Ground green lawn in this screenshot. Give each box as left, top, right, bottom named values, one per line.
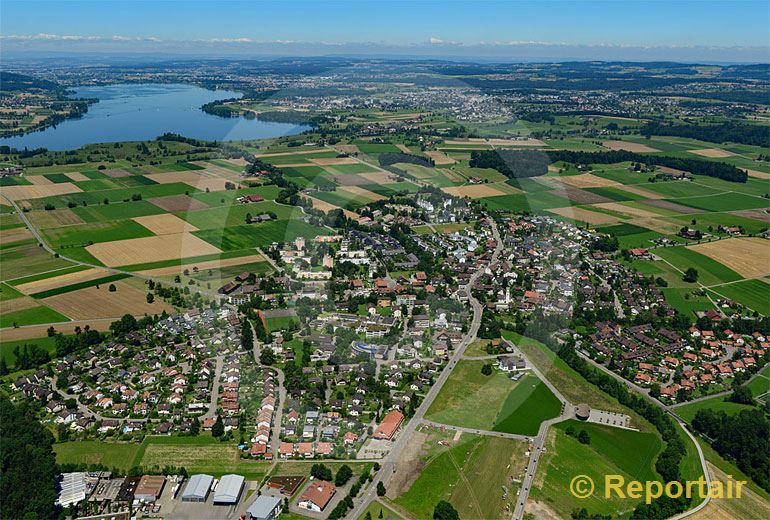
left=425, top=360, right=560, bottom=435
left=193, top=220, right=334, bottom=251
left=0, top=305, right=70, bottom=328
left=674, top=397, right=757, bottom=424
left=55, top=440, right=142, bottom=470
left=0, top=335, right=61, bottom=366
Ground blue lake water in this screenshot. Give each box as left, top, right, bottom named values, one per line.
left=0, top=83, right=309, bottom=151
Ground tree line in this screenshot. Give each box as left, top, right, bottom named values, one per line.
left=641, top=121, right=770, bottom=147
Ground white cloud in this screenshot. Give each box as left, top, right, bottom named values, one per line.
left=429, top=37, right=444, bottom=45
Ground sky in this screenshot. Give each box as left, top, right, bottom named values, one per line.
left=2, top=0, right=769, bottom=62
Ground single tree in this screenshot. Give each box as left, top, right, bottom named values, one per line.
left=376, top=481, right=386, bottom=497
left=212, top=415, right=225, bottom=438
left=433, top=500, right=459, bottom=520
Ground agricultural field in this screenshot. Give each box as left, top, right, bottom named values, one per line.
left=528, top=420, right=663, bottom=518
left=393, top=428, right=529, bottom=520
left=424, top=359, right=561, bottom=436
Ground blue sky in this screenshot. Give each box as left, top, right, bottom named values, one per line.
left=2, top=1, right=769, bottom=62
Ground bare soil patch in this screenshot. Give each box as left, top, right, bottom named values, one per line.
left=27, top=208, right=85, bottom=229
left=642, top=199, right=701, bottom=214
left=689, top=148, right=736, bottom=158
left=329, top=173, right=380, bottom=186
left=557, top=173, right=621, bottom=188
left=334, top=145, right=360, bottom=155
left=42, top=281, right=174, bottom=320
left=442, top=185, right=508, bottom=198
left=395, top=144, right=412, bottom=153
left=148, top=195, right=209, bottom=213
left=388, top=429, right=429, bottom=499
left=487, top=138, right=546, bottom=147
left=357, top=172, right=402, bottom=185
left=548, top=206, right=620, bottom=225
left=688, top=237, right=770, bottom=278
left=102, top=168, right=131, bottom=178
left=133, top=214, right=198, bottom=235
left=1, top=295, right=40, bottom=315
left=732, top=209, right=770, bottom=223
left=0, top=227, right=33, bottom=245
left=603, top=140, right=660, bottom=153
left=86, top=233, right=221, bottom=267
left=553, top=187, right=613, bottom=204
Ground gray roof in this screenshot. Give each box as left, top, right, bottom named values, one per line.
left=247, top=495, right=282, bottom=518
left=213, top=474, right=244, bottom=503
left=56, top=472, right=86, bottom=507
left=182, top=474, right=213, bottom=500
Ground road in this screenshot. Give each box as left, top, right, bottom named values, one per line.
left=201, top=355, right=224, bottom=420
left=251, top=321, right=287, bottom=458
left=347, top=217, right=502, bottom=520
left=420, top=419, right=530, bottom=441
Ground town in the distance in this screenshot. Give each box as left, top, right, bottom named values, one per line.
left=1, top=10, right=770, bottom=520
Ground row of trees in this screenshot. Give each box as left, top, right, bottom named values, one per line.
left=641, top=121, right=770, bottom=147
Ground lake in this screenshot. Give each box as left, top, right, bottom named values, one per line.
left=0, top=83, right=309, bottom=151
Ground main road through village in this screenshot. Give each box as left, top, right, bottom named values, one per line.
left=347, top=217, right=503, bottom=520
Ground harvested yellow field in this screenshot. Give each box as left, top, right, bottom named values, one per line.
left=86, top=233, right=221, bottom=267
left=63, top=171, right=89, bottom=182
left=442, top=184, right=508, bottom=198
left=614, top=184, right=667, bottom=199
left=14, top=267, right=109, bottom=295
left=26, top=175, right=53, bottom=185
left=688, top=237, right=770, bottom=278
left=396, top=144, right=412, bottom=153
left=689, top=148, right=735, bottom=158
left=133, top=214, right=198, bottom=235
left=357, top=172, right=401, bottom=184
left=746, top=169, right=770, bottom=180
left=603, top=140, right=660, bottom=153
left=339, top=185, right=385, bottom=201
left=0, top=318, right=114, bottom=342
left=138, top=254, right=267, bottom=277
left=42, top=281, right=175, bottom=320
left=145, top=171, right=234, bottom=192
left=309, top=157, right=360, bottom=166
left=424, top=150, right=456, bottom=165
left=440, top=168, right=465, bottom=182
left=0, top=182, right=82, bottom=201
left=557, top=173, right=620, bottom=188
left=629, top=217, right=682, bottom=234
left=591, top=202, right=661, bottom=218
left=0, top=227, right=32, bottom=245
left=486, top=138, right=546, bottom=147
left=548, top=206, right=620, bottom=225
left=143, top=171, right=200, bottom=185
left=189, top=162, right=244, bottom=180
left=255, top=149, right=327, bottom=158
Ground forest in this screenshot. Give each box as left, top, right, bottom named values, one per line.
left=641, top=121, right=770, bottom=147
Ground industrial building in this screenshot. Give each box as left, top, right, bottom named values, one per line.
left=246, top=494, right=282, bottom=520
left=212, top=474, right=244, bottom=504
left=181, top=474, right=213, bottom=502
left=133, top=475, right=166, bottom=503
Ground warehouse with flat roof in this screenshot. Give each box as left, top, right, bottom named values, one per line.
left=134, top=475, right=166, bottom=503
left=181, top=474, right=213, bottom=502
left=247, top=495, right=282, bottom=520
left=213, top=474, right=245, bottom=504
